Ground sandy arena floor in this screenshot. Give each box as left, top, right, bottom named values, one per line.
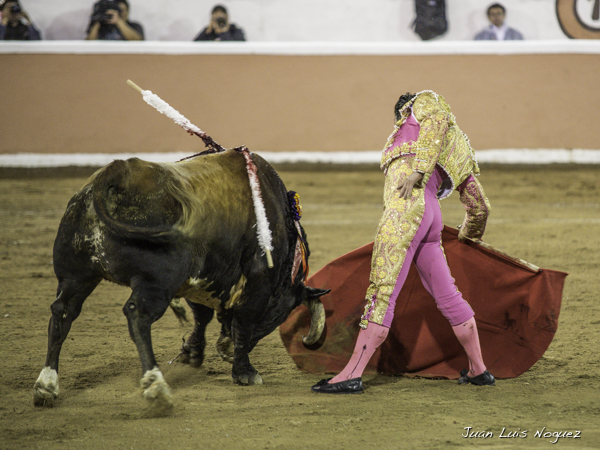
left=0, top=163, right=599, bottom=450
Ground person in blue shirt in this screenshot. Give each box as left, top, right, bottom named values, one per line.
left=475, top=3, right=523, bottom=40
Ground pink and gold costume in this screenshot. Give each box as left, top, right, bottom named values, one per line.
left=360, top=91, right=490, bottom=329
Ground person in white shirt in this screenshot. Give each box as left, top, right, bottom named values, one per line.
left=474, top=3, right=523, bottom=40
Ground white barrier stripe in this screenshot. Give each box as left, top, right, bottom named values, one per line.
left=1, top=41, right=600, bottom=56
left=301, top=218, right=600, bottom=226
left=1, top=149, right=600, bottom=168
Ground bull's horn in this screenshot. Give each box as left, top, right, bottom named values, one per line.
left=301, top=287, right=329, bottom=346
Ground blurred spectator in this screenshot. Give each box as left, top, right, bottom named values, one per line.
left=0, top=0, right=41, bottom=40
left=194, top=4, right=245, bottom=41
left=86, top=0, right=143, bottom=41
left=474, top=3, right=523, bottom=40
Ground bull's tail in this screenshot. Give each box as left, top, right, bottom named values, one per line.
left=92, top=160, right=181, bottom=245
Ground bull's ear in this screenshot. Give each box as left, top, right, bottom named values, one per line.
left=305, top=286, right=330, bottom=300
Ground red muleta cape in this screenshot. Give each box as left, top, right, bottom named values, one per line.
left=279, top=226, right=567, bottom=379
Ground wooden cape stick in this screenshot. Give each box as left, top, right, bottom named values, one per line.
left=126, top=79, right=274, bottom=268
left=463, top=235, right=540, bottom=272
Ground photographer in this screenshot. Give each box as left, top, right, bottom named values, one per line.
left=0, top=0, right=41, bottom=40
left=86, top=0, right=143, bottom=41
left=194, top=4, right=245, bottom=41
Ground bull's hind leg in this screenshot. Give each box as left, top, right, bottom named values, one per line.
left=123, top=285, right=174, bottom=413
left=216, top=322, right=234, bottom=364
left=180, top=301, right=215, bottom=367
left=34, top=277, right=100, bottom=407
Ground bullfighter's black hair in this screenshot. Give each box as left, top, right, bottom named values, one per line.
left=394, top=92, right=417, bottom=122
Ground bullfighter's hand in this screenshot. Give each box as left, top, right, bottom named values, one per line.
left=397, top=171, right=423, bottom=200
left=458, top=225, right=482, bottom=244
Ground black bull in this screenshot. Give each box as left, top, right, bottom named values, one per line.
left=33, top=150, right=327, bottom=410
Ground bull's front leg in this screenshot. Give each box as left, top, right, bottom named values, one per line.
left=34, top=278, right=100, bottom=407
left=230, top=318, right=262, bottom=386
left=124, top=288, right=173, bottom=414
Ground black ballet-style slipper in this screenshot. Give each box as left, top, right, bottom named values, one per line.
left=311, top=377, right=364, bottom=394
left=458, top=369, right=496, bottom=386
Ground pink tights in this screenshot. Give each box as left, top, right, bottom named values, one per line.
left=330, top=322, right=389, bottom=383
left=381, top=167, right=473, bottom=328
left=331, top=168, right=487, bottom=383
left=452, top=316, right=486, bottom=376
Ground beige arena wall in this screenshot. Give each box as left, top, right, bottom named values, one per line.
left=1, top=42, right=599, bottom=155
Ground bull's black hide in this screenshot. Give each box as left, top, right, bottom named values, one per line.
left=34, top=150, right=326, bottom=410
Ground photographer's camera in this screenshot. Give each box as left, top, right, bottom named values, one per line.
left=10, top=3, right=22, bottom=14
left=91, top=0, right=120, bottom=23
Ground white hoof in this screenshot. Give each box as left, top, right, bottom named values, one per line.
left=236, top=372, right=263, bottom=386
left=140, top=367, right=173, bottom=413
left=33, top=367, right=59, bottom=407
left=249, top=372, right=263, bottom=385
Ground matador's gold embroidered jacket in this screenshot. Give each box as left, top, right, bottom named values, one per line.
left=380, top=91, right=490, bottom=240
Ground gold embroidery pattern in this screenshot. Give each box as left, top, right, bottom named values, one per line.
left=360, top=92, right=490, bottom=328
left=381, top=91, right=480, bottom=200
left=459, top=176, right=491, bottom=240
left=360, top=156, right=425, bottom=328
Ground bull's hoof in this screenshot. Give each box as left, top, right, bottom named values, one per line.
left=216, top=335, right=234, bottom=364
left=140, top=367, right=174, bottom=414
left=233, top=371, right=263, bottom=386
left=180, top=343, right=204, bottom=368
left=33, top=367, right=59, bottom=408
left=180, top=335, right=206, bottom=368
left=33, top=385, right=57, bottom=407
